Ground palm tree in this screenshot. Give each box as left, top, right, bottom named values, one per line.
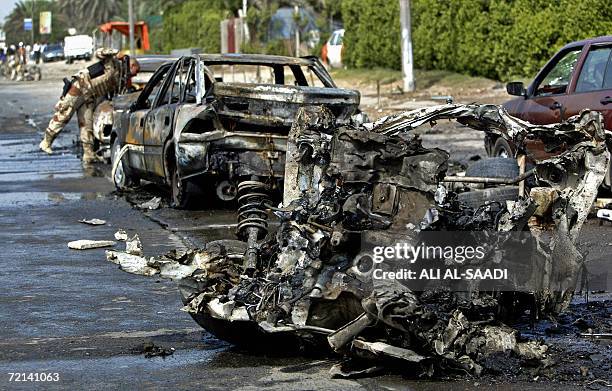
left=77, top=0, right=124, bottom=29
left=58, top=0, right=125, bottom=32
left=4, top=1, right=34, bottom=44
left=57, top=0, right=80, bottom=25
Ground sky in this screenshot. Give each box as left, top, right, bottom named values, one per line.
left=0, top=0, right=19, bottom=26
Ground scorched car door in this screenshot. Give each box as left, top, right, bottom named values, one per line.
left=124, top=63, right=172, bottom=175
left=125, top=109, right=147, bottom=172
left=143, top=62, right=181, bottom=178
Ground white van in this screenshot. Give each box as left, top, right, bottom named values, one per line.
left=64, top=35, right=93, bottom=63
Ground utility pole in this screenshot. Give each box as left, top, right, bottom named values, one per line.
left=128, top=0, right=135, bottom=55
left=31, top=0, right=35, bottom=45
left=294, top=5, right=300, bottom=57
left=399, top=0, right=415, bottom=92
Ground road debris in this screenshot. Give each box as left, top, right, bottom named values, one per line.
left=107, top=104, right=611, bottom=378
left=125, top=234, right=143, bottom=256
left=106, top=250, right=158, bottom=276
left=69, top=240, right=115, bottom=250
left=132, top=341, right=175, bottom=358
left=138, top=196, right=162, bottom=210
left=114, top=229, right=128, bottom=241
left=79, top=218, right=106, bottom=226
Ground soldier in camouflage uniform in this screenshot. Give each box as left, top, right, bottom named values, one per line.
left=39, top=48, right=140, bottom=163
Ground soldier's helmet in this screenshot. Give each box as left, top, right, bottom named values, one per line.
left=95, top=48, right=119, bottom=60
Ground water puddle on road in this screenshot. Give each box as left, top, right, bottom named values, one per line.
left=0, top=192, right=106, bottom=208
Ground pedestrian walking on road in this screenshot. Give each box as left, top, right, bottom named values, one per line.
left=33, top=42, right=41, bottom=64
left=39, top=48, right=140, bottom=163
left=15, top=42, right=26, bottom=81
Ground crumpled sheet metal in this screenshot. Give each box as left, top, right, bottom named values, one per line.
left=107, top=104, right=609, bottom=377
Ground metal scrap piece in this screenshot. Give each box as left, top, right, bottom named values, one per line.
left=352, top=340, right=427, bottom=363
left=106, top=103, right=610, bottom=378
left=138, top=196, right=162, bottom=210
left=106, top=250, right=158, bottom=276
left=79, top=218, right=106, bottom=225
left=125, top=234, right=143, bottom=256
left=114, top=229, right=128, bottom=241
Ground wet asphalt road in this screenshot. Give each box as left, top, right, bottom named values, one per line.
left=0, top=78, right=608, bottom=391
left=0, top=78, right=401, bottom=391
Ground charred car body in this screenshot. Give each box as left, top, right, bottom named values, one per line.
left=93, top=56, right=176, bottom=161
left=110, top=54, right=360, bottom=207
left=107, top=103, right=610, bottom=377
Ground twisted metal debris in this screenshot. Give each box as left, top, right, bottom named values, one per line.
left=107, top=104, right=610, bottom=377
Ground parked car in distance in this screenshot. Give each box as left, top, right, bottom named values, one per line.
left=64, top=35, right=93, bottom=63
left=42, top=44, right=64, bottom=62
left=110, top=54, right=360, bottom=208
left=487, top=35, right=612, bottom=188
left=321, top=29, right=344, bottom=68
left=130, top=55, right=177, bottom=89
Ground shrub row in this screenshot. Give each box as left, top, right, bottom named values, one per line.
left=342, top=0, right=612, bottom=80
left=160, top=0, right=232, bottom=53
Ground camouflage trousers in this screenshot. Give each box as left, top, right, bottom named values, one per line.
left=45, top=78, right=95, bottom=149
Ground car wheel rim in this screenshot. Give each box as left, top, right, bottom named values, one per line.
left=114, top=160, right=125, bottom=186
left=112, top=144, right=125, bottom=187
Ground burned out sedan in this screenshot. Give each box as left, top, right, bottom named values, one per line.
left=110, top=54, right=360, bottom=207
left=93, top=56, right=176, bottom=161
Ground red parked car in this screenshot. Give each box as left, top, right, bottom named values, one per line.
left=486, top=36, right=612, bottom=188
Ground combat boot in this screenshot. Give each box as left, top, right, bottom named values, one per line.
left=82, top=143, right=103, bottom=164
left=39, top=132, right=55, bottom=154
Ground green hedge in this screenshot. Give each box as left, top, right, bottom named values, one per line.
left=342, top=0, right=612, bottom=80
left=160, top=0, right=239, bottom=53
left=341, top=0, right=401, bottom=69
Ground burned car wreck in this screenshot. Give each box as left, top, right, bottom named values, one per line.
left=106, top=103, right=610, bottom=377
left=110, top=54, right=360, bottom=207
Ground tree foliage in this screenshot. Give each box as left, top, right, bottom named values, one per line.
left=4, top=0, right=69, bottom=44
left=159, top=0, right=341, bottom=55
left=341, top=0, right=400, bottom=69
left=159, top=0, right=241, bottom=53
left=342, top=0, right=612, bottom=80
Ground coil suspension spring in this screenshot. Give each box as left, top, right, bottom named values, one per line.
left=236, top=180, right=270, bottom=274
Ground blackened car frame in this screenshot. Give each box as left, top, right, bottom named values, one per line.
left=93, top=55, right=176, bottom=161
left=109, top=54, right=360, bottom=207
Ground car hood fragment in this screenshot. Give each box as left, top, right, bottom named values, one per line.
left=106, top=104, right=610, bottom=377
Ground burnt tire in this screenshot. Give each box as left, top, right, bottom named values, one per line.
left=457, top=186, right=519, bottom=208
left=111, top=137, right=138, bottom=190
left=493, top=137, right=513, bottom=158
left=170, top=164, right=198, bottom=209
left=466, top=157, right=519, bottom=179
